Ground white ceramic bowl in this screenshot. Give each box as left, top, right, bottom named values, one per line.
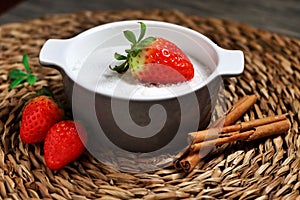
left=39, top=20, right=244, bottom=171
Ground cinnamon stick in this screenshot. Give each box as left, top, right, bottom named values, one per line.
left=179, top=119, right=290, bottom=172
left=246, top=118, right=290, bottom=141
left=187, top=128, right=220, bottom=144
left=223, top=114, right=287, bottom=132
left=178, top=130, right=255, bottom=172
left=189, top=114, right=287, bottom=143
left=223, top=94, right=257, bottom=126
left=189, top=130, right=254, bottom=152
left=212, top=94, right=257, bottom=128
left=173, top=146, right=190, bottom=169
left=178, top=134, right=246, bottom=171
left=175, top=94, right=257, bottom=155
left=174, top=95, right=257, bottom=171
left=179, top=152, right=202, bottom=172
left=173, top=94, right=291, bottom=173
left=189, top=117, right=290, bottom=153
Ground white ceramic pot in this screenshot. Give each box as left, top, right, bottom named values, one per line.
left=39, top=20, right=244, bottom=169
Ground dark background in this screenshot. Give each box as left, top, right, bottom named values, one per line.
left=0, top=0, right=299, bottom=39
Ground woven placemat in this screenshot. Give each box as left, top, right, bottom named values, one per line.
left=0, top=9, right=299, bottom=199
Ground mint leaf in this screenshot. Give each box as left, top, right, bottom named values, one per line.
left=9, top=77, right=27, bottom=89
left=9, top=69, right=28, bottom=79
left=9, top=54, right=38, bottom=89
left=27, top=74, right=37, bottom=85
left=22, top=54, right=31, bottom=73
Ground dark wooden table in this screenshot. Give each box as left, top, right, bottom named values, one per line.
left=0, top=0, right=299, bottom=39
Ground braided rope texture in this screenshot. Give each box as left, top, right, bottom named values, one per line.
left=0, top=9, right=299, bottom=199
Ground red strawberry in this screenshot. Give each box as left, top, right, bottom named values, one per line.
left=20, top=95, right=64, bottom=144
left=44, top=120, right=87, bottom=170
left=110, top=22, right=194, bottom=84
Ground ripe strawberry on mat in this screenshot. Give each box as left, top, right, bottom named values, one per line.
left=110, top=22, right=194, bottom=84
left=20, top=95, right=64, bottom=144
left=44, top=120, right=87, bottom=170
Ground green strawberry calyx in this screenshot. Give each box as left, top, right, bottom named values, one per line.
left=109, top=22, right=156, bottom=73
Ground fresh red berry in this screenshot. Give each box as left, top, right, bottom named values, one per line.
left=110, top=22, right=194, bottom=84
left=20, top=96, right=64, bottom=144
left=44, top=120, right=87, bottom=170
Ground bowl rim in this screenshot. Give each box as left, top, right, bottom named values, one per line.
left=40, top=20, right=243, bottom=101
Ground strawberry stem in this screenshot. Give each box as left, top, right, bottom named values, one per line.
left=36, top=86, right=73, bottom=120
left=110, top=22, right=156, bottom=73
left=37, top=86, right=64, bottom=109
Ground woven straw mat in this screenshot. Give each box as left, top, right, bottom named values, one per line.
left=0, top=9, right=299, bottom=199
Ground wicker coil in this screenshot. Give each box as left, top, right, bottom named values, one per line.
left=0, top=9, right=299, bottom=199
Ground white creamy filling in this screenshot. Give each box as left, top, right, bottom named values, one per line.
left=71, top=45, right=213, bottom=100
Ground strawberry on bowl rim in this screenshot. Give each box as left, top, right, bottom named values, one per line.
left=39, top=20, right=244, bottom=172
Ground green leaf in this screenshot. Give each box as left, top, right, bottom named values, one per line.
left=138, top=37, right=156, bottom=48
left=9, top=77, right=27, bottom=89
left=8, top=54, right=38, bottom=90
left=124, top=30, right=137, bottom=44
left=37, top=86, right=54, bottom=97
left=114, top=53, right=127, bottom=60
left=22, top=54, right=31, bottom=73
left=109, top=62, right=129, bottom=73
left=137, top=22, right=146, bottom=42
left=123, top=62, right=129, bottom=72
left=27, top=74, right=37, bottom=85
left=9, top=69, right=28, bottom=79
left=130, top=48, right=141, bottom=57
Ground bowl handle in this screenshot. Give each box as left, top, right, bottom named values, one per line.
left=216, top=47, right=244, bottom=77
left=39, top=39, right=70, bottom=68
